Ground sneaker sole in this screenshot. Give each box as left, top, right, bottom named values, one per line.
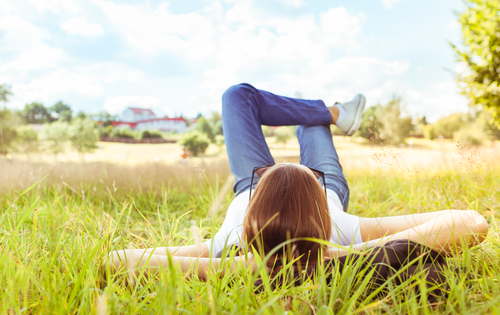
left=345, top=94, right=366, bottom=136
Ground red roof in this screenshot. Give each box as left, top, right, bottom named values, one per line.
left=128, top=107, right=156, bottom=116
left=112, top=121, right=138, bottom=127
left=112, top=117, right=186, bottom=127
left=137, top=117, right=186, bottom=123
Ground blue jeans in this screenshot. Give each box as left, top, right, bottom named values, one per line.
left=222, top=83, right=350, bottom=212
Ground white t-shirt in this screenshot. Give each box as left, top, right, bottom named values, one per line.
left=204, top=189, right=363, bottom=257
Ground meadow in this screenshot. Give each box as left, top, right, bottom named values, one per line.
left=1, top=137, right=500, bottom=314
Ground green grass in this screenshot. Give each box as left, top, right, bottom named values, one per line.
left=1, top=160, right=499, bottom=314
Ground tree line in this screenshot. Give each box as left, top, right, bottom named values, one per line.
left=0, top=84, right=224, bottom=159
left=355, top=96, right=500, bottom=146
left=0, top=85, right=116, bottom=159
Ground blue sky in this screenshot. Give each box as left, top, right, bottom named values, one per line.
left=0, top=0, right=468, bottom=122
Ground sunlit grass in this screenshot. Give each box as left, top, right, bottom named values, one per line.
left=1, top=153, right=499, bottom=314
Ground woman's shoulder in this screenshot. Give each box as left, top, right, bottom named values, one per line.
left=326, top=189, right=346, bottom=214
left=226, top=190, right=251, bottom=215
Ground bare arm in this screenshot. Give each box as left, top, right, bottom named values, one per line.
left=327, top=210, right=489, bottom=257
left=128, top=243, right=210, bottom=258
left=106, top=249, right=256, bottom=284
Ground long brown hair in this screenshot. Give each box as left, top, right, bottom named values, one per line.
left=243, top=164, right=331, bottom=268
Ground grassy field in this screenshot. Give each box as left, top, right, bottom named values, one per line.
left=1, top=138, right=500, bottom=314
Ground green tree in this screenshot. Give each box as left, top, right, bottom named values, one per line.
left=261, top=125, right=273, bottom=137
left=0, top=84, right=13, bottom=104
left=376, top=97, right=413, bottom=144
left=453, top=122, right=491, bottom=146
left=99, top=125, right=114, bottom=138
left=68, top=118, right=99, bottom=160
left=51, top=101, right=72, bottom=122
left=14, top=125, right=39, bottom=155
left=58, top=110, right=73, bottom=122
left=423, top=124, right=437, bottom=140
left=179, top=130, right=210, bottom=156
left=0, top=109, right=18, bottom=154
left=212, top=120, right=223, bottom=136
left=358, top=97, right=413, bottom=144
left=90, top=111, right=117, bottom=127
left=479, top=110, right=500, bottom=140
left=424, top=113, right=465, bottom=140
left=274, top=126, right=295, bottom=147
left=424, top=110, right=495, bottom=144
left=215, top=134, right=225, bottom=150
left=195, top=116, right=215, bottom=143
left=138, top=129, right=163, bottom=139
left=413, top=116, right=428, bottom=138
left=209, top=111, right=223, bottom=136
left=76, top=111, right=87, bottom=119
left=23, top=102, right=52, bottom=123
left=453, top=110, right=497, bottom=145
left=0, top=87, right=18, bottom=154
left=40, top=121, right=69, bottom=158
left=356, top=105, right=383, bottom=140
left=452, top=0, right=500, bottom=123
left=110, top=127, right=134, bottom=139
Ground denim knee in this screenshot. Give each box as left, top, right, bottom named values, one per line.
left=222, top=83, right=256, bottom=109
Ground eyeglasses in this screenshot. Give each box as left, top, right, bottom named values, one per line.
left=249, top=164, right=327, bottom=201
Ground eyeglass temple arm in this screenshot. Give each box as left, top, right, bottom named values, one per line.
left=322, top=174, right=327, bottom=196
left=249, top=170, right=256, bottom=201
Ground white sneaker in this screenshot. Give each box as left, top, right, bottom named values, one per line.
left=336, top=94, right=366, bottom=136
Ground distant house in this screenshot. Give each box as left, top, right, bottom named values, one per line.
left=122, top=107, right=156, bottom=122
left=136, top=117, right=188, bottom=133
left=113, top=107, right=188, bottom=133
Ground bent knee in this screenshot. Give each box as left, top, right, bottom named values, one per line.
left=222, top=83, right=256, bottom=107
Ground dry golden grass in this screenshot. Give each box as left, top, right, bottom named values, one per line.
left=2, top=137, right=499, bottom=194
left=0, top=158, right=231, bottom=194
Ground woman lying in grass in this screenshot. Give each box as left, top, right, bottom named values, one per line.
left=105, top=83, right=489, bottom=281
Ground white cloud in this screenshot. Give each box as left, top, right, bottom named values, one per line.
left=3, top=62, right=146, bottom=111
left=275, top=0, right=304, bottom=8
left=0, top=0, right=16, bottom=12
left=325, top=57, right=410, bottom=82
left=93, top=1, right=364, bottom=60
left=1, top=45, right=64, bottom=72
left=0, top=15, right=65, bottom=71
left=320, top=7, right=365, bottom=49
left=0, top=15, right=47, bottom=50
left=86, top=0, right=371, bottom=113
left=103, top=95, right=161, bottom=114
left=404, top=79, right=469, bottom=122
left=91, top=0, right=217, bottom=57
left=382, top=0, right=401, bottom=9
left=23, top=0, right=81, bottom=14
left=8, top=70, right=104, bottom=109
left=60, top=17, right=104, bottom=37
left=198, top=6, right=368, bottom=108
